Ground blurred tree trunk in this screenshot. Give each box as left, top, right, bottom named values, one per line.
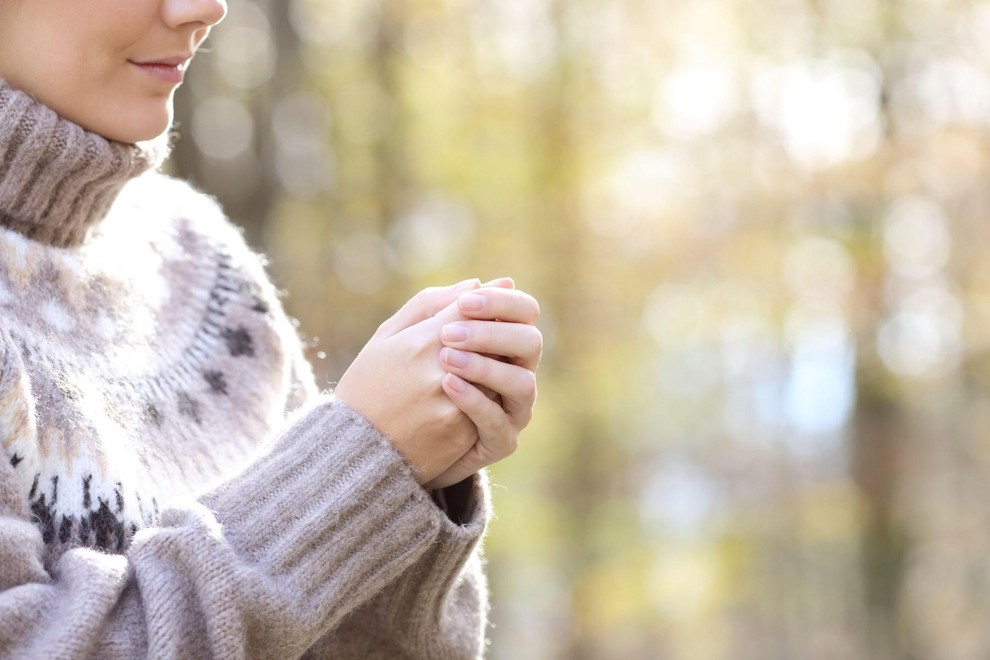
left=537, top=1, right=603, bottom=658
left=372, top=0, right=408, bottom=232
left=172, top=0, right=304, bottom=247
left=851, top=377, right=910, bottom=660
left=847, top=6, right=912, bottom=657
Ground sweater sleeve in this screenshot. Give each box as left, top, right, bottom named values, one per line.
left=282, top=320, right=491, bottom=659
left=0, top=396, right=489, bottom=659
left=305, top=473, right=490, bottom=660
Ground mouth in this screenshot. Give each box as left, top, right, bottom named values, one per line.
left=128, top=55, right=193, bottom=85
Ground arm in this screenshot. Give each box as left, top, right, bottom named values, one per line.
left=304, top=473, right=491, bottom=660
left=311, top=284, right=542, bottom=659
left=0, top=280, right=494, bottom=660
left=0, top=395, right=475, bottom=660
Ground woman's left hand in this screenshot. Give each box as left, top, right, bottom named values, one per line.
left=425, top=283, right=542, bottom=489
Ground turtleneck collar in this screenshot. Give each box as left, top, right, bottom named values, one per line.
left=0, top=78, right=170, bottom=248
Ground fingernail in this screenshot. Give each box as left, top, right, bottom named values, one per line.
left=442, top=347, right=470, bottom=368
left=442, top=323, right=470, bottom=342
left=458, top=294, right=485, bottom=312
left=446, top=373, right=468, bottom=393
left=453, top=278, right=480, bottom=291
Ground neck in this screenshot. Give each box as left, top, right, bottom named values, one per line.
left=0, top=79, right=168, bottom=248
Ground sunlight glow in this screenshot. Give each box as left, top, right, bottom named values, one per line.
left=214, top=4, right=276, bottom=90
left=192, top=97, right=255, bottom=161
left=883, top=196, right=951, bottom=280
left=385, top=195, right=475, bottom=276
left=784, top=306, right=855, bottom=439
left=878, top=285, right=962, bottom=377
left=782, top=237, right=856, bottom=304
left=753, top=52, right=883, bottom=170
left=654, top=62, right=738, bottom=138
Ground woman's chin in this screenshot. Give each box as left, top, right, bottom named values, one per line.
left=99, top=117, right=171, bottom=145
left=70, top=103, right=172, bottom=145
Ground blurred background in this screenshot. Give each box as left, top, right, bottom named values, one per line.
left=170, top=0, right=990, bottom=657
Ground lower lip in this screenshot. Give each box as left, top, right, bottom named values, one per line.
left=130, top=62, right=185, bottom=84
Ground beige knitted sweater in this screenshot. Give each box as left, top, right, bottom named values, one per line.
left=0, top=79, right=489, bottom=659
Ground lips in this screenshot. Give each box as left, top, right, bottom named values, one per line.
left=129, top=55, right=193, bottom=85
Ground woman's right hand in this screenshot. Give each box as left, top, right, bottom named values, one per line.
left=334, top=280, right=489, bottom=485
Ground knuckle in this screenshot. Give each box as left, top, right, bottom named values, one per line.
left=496, top=428, right=519, bottom=458
left=373, top=320, right=390, bottom=338
left=411, top=286, right=441, bottom=309
left=474, top=355, right=494, bottom=380
left=405, top=300, right=429, bottom=321
left=517, top=372, right=538, bottom=401
left=438, top=401, right=465, bottom=427
left=475, top=443, right=499, bottom=466
left=524, top=295, right=541, bottom=324
left=476, top=403, right=501, bottom=433
left=527, top=327, right=544, bottom=356
left=494, top=410, right=514, bottom=437
left=410, top=334, right=433, bottom=358
left=418, top=286, right=441, bottom=299
left=483, top=321, right=499, bottom=346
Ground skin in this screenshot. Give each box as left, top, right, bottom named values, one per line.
left=336, top=280, right=543, bottom=489
left=0, top=0, right=543, bottom=486
left=0, top=0, right=226, bottom=143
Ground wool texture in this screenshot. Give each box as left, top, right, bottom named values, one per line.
left=0, top=77, right=489, bottom=659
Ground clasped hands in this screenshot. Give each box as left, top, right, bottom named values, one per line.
left=335, top=278, right=542, bottom=489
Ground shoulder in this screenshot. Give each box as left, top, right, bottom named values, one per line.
left=111, top=171, right=320, bottom=404
left=117, top=172, right=318, bottom=401
left=107, top=172, right=277, bottom=299
left=114, top=171, right=251, bottom=254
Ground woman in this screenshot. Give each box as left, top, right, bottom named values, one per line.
left=0, top=0, right=542, bottom=657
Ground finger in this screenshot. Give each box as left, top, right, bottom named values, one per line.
left=422, top=468, right=470, bottom=491
left=475, top=382, right=502, bottom=402
left=440, top=349, right=536, bottom=428
left=426, top=374, right=517, bottom=488
left=408, top=280, right=520, bottom=331
left=422, top=457, right=479, bottom=491
left=440, top=321, right=543, bottom=371
left=481, top=277, right=515, bottom=289
left=442, top=374, right=515, bottom=458
left=455, top=287, right=539, bottom=324
left=376, top=279, right=479, bottom=338
left=427, top=295, right=475, bottom=327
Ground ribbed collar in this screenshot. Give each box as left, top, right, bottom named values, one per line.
left=0, top=78, right=169, bottom=248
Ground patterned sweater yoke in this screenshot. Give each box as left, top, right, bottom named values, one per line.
left=0, top=77, right=490, bottom=659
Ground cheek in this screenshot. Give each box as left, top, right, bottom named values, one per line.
left=1, top=2, right=171, bottom=143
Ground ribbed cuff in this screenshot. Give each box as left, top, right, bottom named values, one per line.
left=200, top=397, right=465, bottom=622
left=297, top=470, right=490, bottom=658
left=388, top=472, right=489, bottom=651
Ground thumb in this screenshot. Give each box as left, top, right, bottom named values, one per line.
left=482, top=277, right=515, bottom=289
left=376, top=279, right=480, bottom=338
left=424, top=277, right=519, bottom=328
